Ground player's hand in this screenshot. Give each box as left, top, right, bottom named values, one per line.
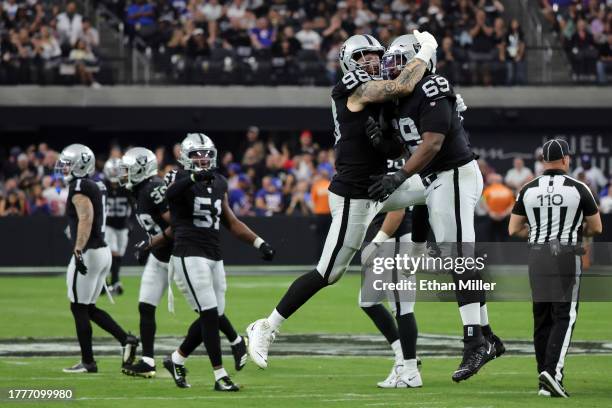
left=456, top=93, right=467, bottom=112
left=413, top=30, right=438, bottom=62
left=134, top=238, right=151, bottom=266
left=259, top=242, right=275, bottom=261
left=361, top=241, right=382, bottom=268
left=365, top=116, right=383, bottom=148
left=74, top=250, right=88, bottom=275
left=368, top=170, right=409, bottom=202
left=191, top=170, right=215, bottom=184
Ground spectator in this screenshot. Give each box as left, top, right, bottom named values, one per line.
left=249, top=16, right=276, bottom=50
left=79, top=18, right=100, bottom=51
left=33, top=26, right=61, bottom=84
left=504, top=157, right=533, bottom=191
left=295, top=20, right=322, bottom=51
left=482, top=173, right=514, bottom=241
left=469, top=9, right=496, bottom=85
left=600, top=186, right=612, bottom=214
left=238, top=126, right=264, bottom=162
left=226, top=0, right=248, bottom=22
left=68, top=39, right=100, bottom=87
left=534, top=147, right=545, bottom=176
left=28, top=183, right=51, bottom=215
left=56, top=2, right=83, bottom=47
left=596, top=33, right=612, bottom=83
left=437, top=34, right=461, bottom=84
left=196, top=0, right=224, bottom=22
left=255, top=176, right=283, bottom=216
left=229, top=174, right=254, bottom=216
left=505, top=18, right=526, bottom=85
left=311, top=165, right=331, bottom=216
left=41, top=175, right=68, bottom=216
left=572, top=154, right=608, bottom=192
left=298, top=130, right=319, bottom=155
left=126, top=0, right=156, bottom=41
left=285, top=180, right=312, bottom=215
left=0, top=188, right=27, bottom=216
left=568, top=18, right=598, bottom=79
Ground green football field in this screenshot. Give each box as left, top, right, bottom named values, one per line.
left=1, top=273, right=611, bottom=407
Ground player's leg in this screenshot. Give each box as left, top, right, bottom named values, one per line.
left=246, top=193, right=375, bottom=369
left=172, top=255, right=238, bottom=391
left=379, top=175, right=426, bottom=214
left=87, top=247, right=138, bottom=367
left=64, top=255, right=97, bottom=373
left=123, top=254, right=169, bottom=377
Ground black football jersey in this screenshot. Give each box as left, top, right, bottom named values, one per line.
left=104, top=180, right=132, bottom=229
left=132, top=176, right=172, bottom=263
left=392, top=73, right=475, bottom=177
left=66, top=177, right=107, bottom=250
left=367, top=155, right=412, bottom=240
left=167, top=169, right=227, bottom=260
left=329, top=69, right=387, bottom=199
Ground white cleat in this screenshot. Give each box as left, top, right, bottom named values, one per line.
left=377, top=363, right=403, bottom=388
left=396, top=368, right=423, bottom=388
left=246, top=319, right=277, bottom=369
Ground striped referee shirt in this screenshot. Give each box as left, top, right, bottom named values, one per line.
left=512, top=169, right=598, bottom=245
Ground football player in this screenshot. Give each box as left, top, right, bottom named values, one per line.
left=55, top=144, right=138, bottom=373
left=118, top=147, right=248, bottom=379
left=368, top=34, right=505, bottom=382
left=160, top=133, right=275, bottom=391
left=103, top=157, right=133, bottom=295
left=246, top=31, right=438, bottom=370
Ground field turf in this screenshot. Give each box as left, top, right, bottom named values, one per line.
left=1, top=274, right=611, bottom=407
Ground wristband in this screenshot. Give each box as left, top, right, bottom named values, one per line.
left=372, top=230, right=390, bottom=243
left=253, top=237, right=265, bottom=249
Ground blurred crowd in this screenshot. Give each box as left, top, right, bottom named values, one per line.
left=109, top=0, right=525, bottom=86
left=2, top=131, right=612, bottom=222
left=541, top=0, right=612, bottom=82
left=0, top=1, right=101, bottom=86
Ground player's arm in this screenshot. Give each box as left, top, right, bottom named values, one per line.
left=148, top=211, right=173, bottom=249
left=165, top=171, right=214, bottom=201
left=220, top=193, right=275, bottom=260
left=72, top=193, right=93, bottom=252
left=508, top=214, right=529, bottom=238
left=578, top=182, right=602, bottom=236
left=374, top=209, right=405, bottom=241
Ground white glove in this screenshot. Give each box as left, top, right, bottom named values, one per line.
left=413, top=30, right=438, bottom=64
left=361, top=242, right=381, bottom=267
left=456, top=93, right=467, bottom=112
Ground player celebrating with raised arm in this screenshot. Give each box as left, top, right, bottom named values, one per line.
left=163, top=133, right=275, bottom=391
left=55, top=144, right=138, bottom=373
left=368, top=34, right=505, bottom=383
left=246, top=31, right=437, bottom=370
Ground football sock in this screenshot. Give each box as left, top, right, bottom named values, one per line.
left=480, top=302, right=490, bottom=327
left=275, top=270, right=327, bottom=323
left=267, top=309, right=285, bottom=331
left=463, top=324, right=484, bottom=346
left=459, top=303, right=481, bottom=326
left=110, top=256, right=121, bottom=285
left=230, top=336, right=243, bottom=346
left=214, top=367, right=228, bottom=381
left=70, top=303, right=94, bottom=364
left=179, top=317, right=202, bottom=357
left=88, top=305, right=127, bottom=344
left=404, top=358, right=418, bottom=371
left=218, top=314, right=238, bottom=343
left=396, top=312, right=418, bottom=360
left=391, top=340, right=403, bottom=363
left=411, top=205, right=430, bottom=243
left=361, top=304, right=399, bottom=345
left=199, top=308, right=223, bottom=368
left=138, top=302, right=156, bottom=358
left=142, top=356, right=155, bottom=367
left=172, top=350, right=186, bottom=365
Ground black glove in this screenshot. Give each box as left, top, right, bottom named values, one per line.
left=365, top=116, right=383, bottom=148
left=368, top=170, right=409, bottom=202
left=191, top=170, right=215, bottom=184
left=259, top=242, right=275, bottom=261
left=74, top=250, right=88, bottom=275
left=134, top=239, right=151, bottom=266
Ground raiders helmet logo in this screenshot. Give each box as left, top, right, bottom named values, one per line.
left=136, top=155, right=148, bottom=166
left=339, top=44, right=346, bottom=60
left=81, top=152, right=91, bottom=163
left=413, top=42, right=421, bottom=54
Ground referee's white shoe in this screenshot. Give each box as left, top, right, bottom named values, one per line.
left=377, top=362, right=403, bottom=388
left=246, top=319, right=277, bottom=369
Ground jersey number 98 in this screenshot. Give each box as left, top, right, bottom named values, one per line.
left=341, top=70, right=371, bottom=90
left=193, top=197, right=222, bottom=230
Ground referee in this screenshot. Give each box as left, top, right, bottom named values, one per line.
left=509, top=139, right=602, bottom=398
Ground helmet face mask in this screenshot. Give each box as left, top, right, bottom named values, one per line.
left=354, top=51, right=383, bottom=78
left=54, top=144, right=95, bottom=183
left=339, top=34, right=385, bottom=79
left=188, top=149, right=216, bottom=171
left=382, top=52, right=409, bottom=80
left=382, top=34, right=437, bottom=80
left=179, top=133, right=217, bottom=172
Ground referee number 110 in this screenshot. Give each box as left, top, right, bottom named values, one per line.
left=537, top=194, right=564, bottom=206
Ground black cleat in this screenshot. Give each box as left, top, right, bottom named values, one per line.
left=122, top=359, right=156, bottom=378
left=487, top=333, right=506, bottom=358
left=63, top=361, right=98, bottom=373
left=214, top=376, right=240, bottom=392
left=452, top=340, right=496, bottom=383
left=122, top=334, right=139, bottom=368
left=163, top=357, right=190, bottom=388
left=109, top=282, right=124, bottom=296
left=539, top=371, right=569, bottom=398
left=231, top=337, right=248, bottom=371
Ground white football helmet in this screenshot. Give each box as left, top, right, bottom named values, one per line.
left=178, top=133, right=217, bottom=172
left=54, top=144, right=95, bottom=183
left=339, top=34, right=385, bottom=77
left=103, top=157, right=122, bottom=184
left=382, top=34, right=436, bottom=80
left=119, top=147, right=158, bottom=190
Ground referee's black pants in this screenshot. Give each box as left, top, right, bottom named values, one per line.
left=528, top=248, right=582, bottom=383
